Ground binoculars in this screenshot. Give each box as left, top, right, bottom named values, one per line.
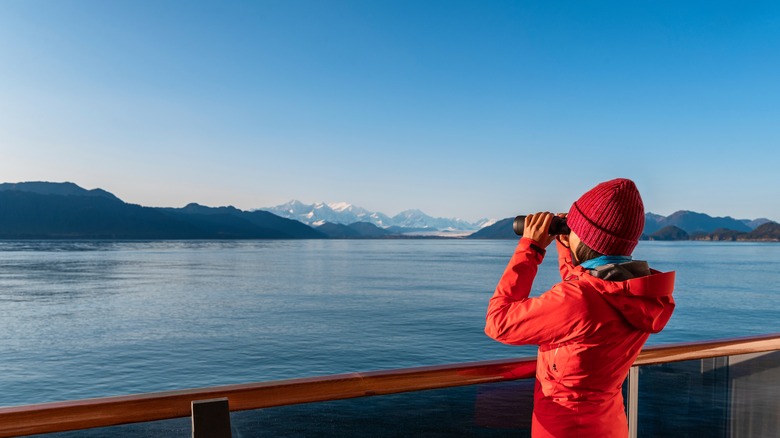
left=513, top=215, right=570, bottom=236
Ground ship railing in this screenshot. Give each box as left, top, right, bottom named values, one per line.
left=0, top=333, right=778, bottom=437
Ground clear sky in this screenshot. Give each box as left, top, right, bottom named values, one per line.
left=1, top=1, right=779, bottom=222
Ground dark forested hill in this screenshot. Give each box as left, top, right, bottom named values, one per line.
left=0, top=190, right=201, bottom=239
left=643, top=210, right=752, bottom=235
left=0, top=181, right=120, bottom=201
left=0, top=184, right=324, bottom=239
left=745, top=222, right=780, bottom=241
left=316, top=221, right=392, bottom=238
left=162, top=203, right=324, bottom=239
left=467, top=218, right=515, bottom=239
left=648, top=225, right=689, bottom=241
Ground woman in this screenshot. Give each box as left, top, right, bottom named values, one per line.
left=485, top=178, right=675, bottom=437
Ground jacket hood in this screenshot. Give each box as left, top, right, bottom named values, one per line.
left=581, top=263, right=676, bottom=333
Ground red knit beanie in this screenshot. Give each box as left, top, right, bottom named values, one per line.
left=567, top=178, right=645, bottom=256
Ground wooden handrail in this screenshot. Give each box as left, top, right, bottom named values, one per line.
left=0, top=358, right=537, bottom=437
left=635, top=332, right=780, bottom=366
left=1, top=333, right=778, bottom=437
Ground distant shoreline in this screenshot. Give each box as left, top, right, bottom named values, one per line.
left=0, top=236, right=777, bottom=242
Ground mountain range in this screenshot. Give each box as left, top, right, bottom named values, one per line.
left=260, top=200, right=494, bottom=232
left=0, top=182, right=776, bottom=240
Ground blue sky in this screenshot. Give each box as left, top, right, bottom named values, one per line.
left=1, top=1, right=779, bottom=222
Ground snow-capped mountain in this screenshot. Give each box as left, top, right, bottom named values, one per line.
left=391, top=209, right=478, bottom=231
left=259, top=201, right=490, bottom=232
left=261, top=200, right=393, bottom=228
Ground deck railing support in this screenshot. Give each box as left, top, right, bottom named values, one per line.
left=627, top=366, right=639, bottom=438
left=191, top=398, right=231, bottom=438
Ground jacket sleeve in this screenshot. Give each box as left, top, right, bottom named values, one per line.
left=485, top=238, right=586, bottom=346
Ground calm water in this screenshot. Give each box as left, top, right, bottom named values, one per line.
left=1, top=240, right=778, bottom=407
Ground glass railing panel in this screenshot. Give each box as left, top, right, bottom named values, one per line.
left=26, top=417, right=190, bottom=438
left=636, top=351, right=780, bottom=438
left=727, top=351, right=780, bottom=438
left=231, top=379, right=535, bottom=437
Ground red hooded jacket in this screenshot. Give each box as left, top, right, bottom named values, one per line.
left=485, top=238, right=675, bottom=437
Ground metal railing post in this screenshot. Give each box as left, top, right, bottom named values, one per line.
left=192, top=398, right=231, bottom=438
left=627, top=366, right=639, bottom=438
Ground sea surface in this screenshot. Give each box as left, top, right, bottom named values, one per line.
left=1, top=239, right=779, bottom=408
